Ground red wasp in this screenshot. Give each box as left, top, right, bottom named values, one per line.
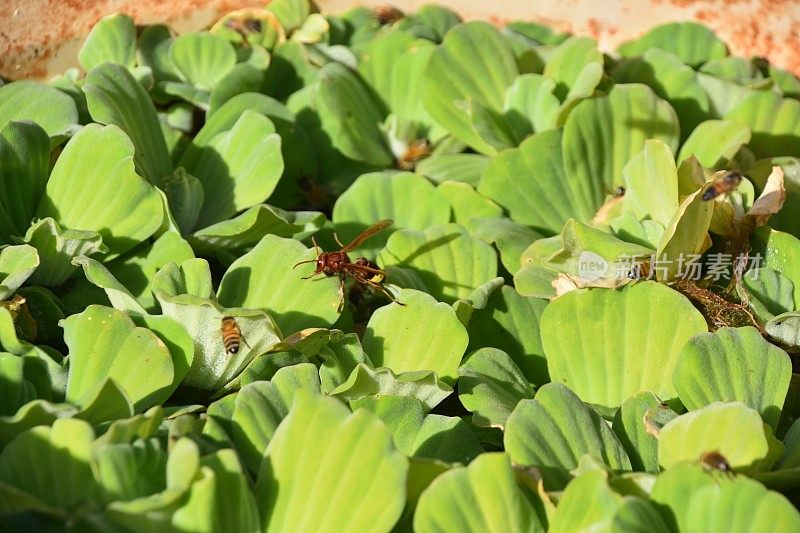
left=293, top=219, right=404, bottom=311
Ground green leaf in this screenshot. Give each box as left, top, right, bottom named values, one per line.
left=656, top=183, right=716, bottom=280
left=612, top=391, right=662, bottom=473
left=378, top=223, right=498, bottom=302
left=770, top=65, right=800, bottom=97
left=540, top=282, right=708, bottom=412
left=363, top=289, right=468, bottom=384
left=191, top=204, right=324, bottom=254
left=677, top=119, right=751, bottom=168
left=658, top=402, right=781, bottom=474
left=352, top=395, right=482, bottom=463
left=218, top=235, right=341, bottom=334
left=505, top=383, right=631, bottom=490
left=137, top=24, right=178, bottom=83
left=612, top=49, right=710, bottom=139
left=0, top=244, right=39, bottom=301
left=466, top=285, right=548, bottom=385
left=458, top=347, right=535, bottom=428
left=105, top=231, right=195, bottom=311
left=330, top=364, right=452, bottom=411
left=231, top=364, right=321, bottom=473
left=169, top=32, right=237, bottom=89
left=611, top=497, right=671, bottom=533
left=622, top=139, right=679, bottom=229
left=78, top=13, right=136, bottom=70
left=172, top=449, right=260, bottom=533
left=256, top=392, right=407, bottom=532
left=726, top=91, right=800, bottom=158
left=36, top=124, right=163, bottom=257
left=153, top=295, right=281, bottom=392
left=314, top=62, right=392, bottom=166
left=395, top=458, right=451, bottom=532
left=209, top=64, right=267, bottom=114
left=414, top=453, right=543, bottom=533
left=451, top=276, right=504, bottom=325
left=617, top=21, right=728, bottom=66
left=386, top=41, right=440, bottom=136
left=0, top=418, right=98, bottom=509
left=543, top=36, right=602, bottom=101
left=423, top=22, right=519, bottom=154
left=73, top=376, right=134, bottom=424
left=562, top=84, right=680, bottom=207
left=187, top=111, right=284, bottom=228
left=84, top=63, right=172, bottom=188
left=93, top=438, right=167, bottom=504
left=480, top=129, right=595, bottom=235
left=413, top=4, right=461, bottom=41
left=765, top=312, right=800, bottom=347
left=0, top=81, right=78, bottom=138
left=673, top=326, right=792, bottom=431
left=467, top=100, right=519, bottom=151
left=0, top=121, right=50, bottom=240
left=0, top=400, right=77, bottom=449
left=778, top=418, right=800, bottom=469
left=268, top=0, right=311, bottom=33
left=700, top=57, right=761, bottom=82
left=416, top=153, right=489, bottom=187
left=162, top=81, right=210, bottom=108
left=503, top=74, right=560, bottom=136
left=358, top=31, right=417, bottom=110
left=317, top=332, right=371, bottom=392
left=163, top=167, right=205, bottom=235
left=548, top=470, right=623, bottom=533
left=744, top=268, right=795, bottom=317
left=696, top=72, right=756, bottom=117
left=468, top=218, right=542, bottom=276
left=751, top=227, right=800, bottom=307
left=63, top=305, right=174, bottom=411
left=332, top=171, right=451, bottom=256
left=514, top=236, right=562, bottom=299
left=652, top=463, right=800, bottom=532
left=22, top=217, right=105, bottom=288
left=0, top=354, right=35, bottom=417
left=134, top=313, right=195, bottom=403
left=438, top=181, right=502, bottom=226
left=540, top=220, right=654, bottom=289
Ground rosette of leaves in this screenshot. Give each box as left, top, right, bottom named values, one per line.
left=3, top=6, right=800, bottom=532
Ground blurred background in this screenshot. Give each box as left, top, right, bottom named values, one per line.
left=2, top=0, right=799, bottom=80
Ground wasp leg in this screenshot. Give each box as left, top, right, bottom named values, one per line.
left=337, top=273, right=346, bottom=312
left=365, top=280, right=405, bottom=306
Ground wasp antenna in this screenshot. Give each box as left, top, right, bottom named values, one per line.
left=293, top=258, right=316, bottom=269
left=333, top=232, right=345, bottom=248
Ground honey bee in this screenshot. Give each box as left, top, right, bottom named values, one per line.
left=293, top=220, right=404, bottom=311
left=702, top=171, right=742, bottom=201
left=398, top=139, right=431, bottom=170
left=373, top=5, right=404, bottom=25
left=699, top=450, right=732, bottom=473
left=220, top=316, right=249, bottom=355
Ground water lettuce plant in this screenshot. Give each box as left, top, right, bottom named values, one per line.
left=0, top=1, right=799, bottom=530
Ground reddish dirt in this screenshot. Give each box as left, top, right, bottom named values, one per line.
left=3, top=0, right=800, bottom=79
left=0, top=0, right=263, bottom=79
